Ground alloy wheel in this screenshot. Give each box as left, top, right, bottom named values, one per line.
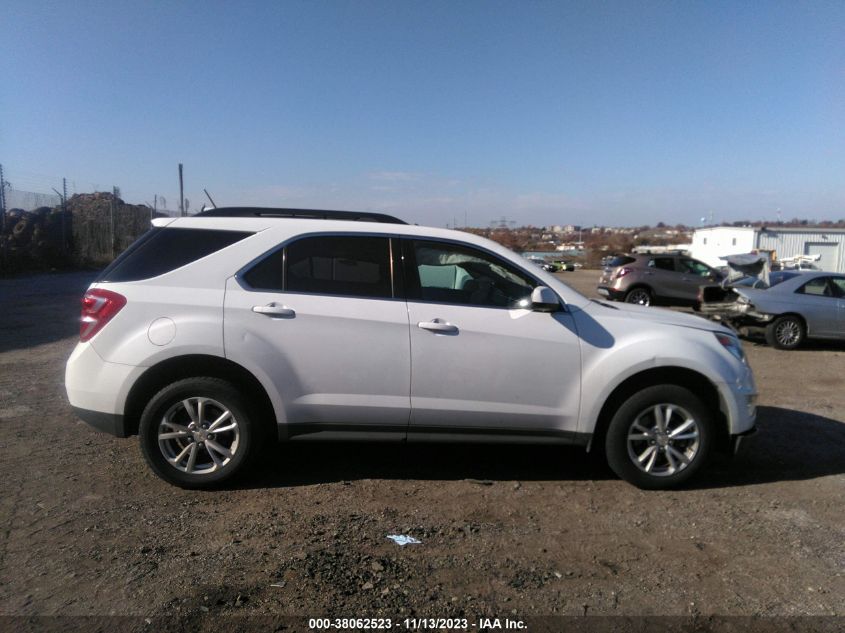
left=626, top=403, right=700, bottom=477
left=157, top=397, right=240, bottom=474
left=626, top=289, right=651, bottom=306
left=775, top=320, right=801, bottom=347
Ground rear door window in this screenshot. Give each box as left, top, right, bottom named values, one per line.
left=244, top=235, right=393, bottom=299
left=648, top=257, right=676, bottom=271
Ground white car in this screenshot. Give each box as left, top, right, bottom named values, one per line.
left=65, top=208, right=757, bottom=489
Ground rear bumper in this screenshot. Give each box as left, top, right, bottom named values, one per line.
left=596, top=286, right=625, bottom=300
left=65, top=341, right=144, bottom=436
left=71, top=407, right=129, bottom=437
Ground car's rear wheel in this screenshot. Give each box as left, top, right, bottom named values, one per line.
left=765, top=315, right=805, bottom=350
left=624, top=287, right=652, bottom=306
left=139, top=377, right=259, bottom=488
left=605, top=385, right=714, bottom=489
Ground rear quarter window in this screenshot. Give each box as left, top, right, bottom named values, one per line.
left=97, top=227, right=252, bottom=282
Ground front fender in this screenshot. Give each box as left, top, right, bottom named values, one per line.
left=577, top=334, right=745, bottom=436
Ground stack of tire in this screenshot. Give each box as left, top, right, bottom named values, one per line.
left=0, top=206, right=70, bottom=274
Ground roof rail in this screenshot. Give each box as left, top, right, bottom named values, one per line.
left=194, top=207, right=407, bottom=224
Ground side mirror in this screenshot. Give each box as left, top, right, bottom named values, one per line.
left=531, top=286, right=560, bottom=312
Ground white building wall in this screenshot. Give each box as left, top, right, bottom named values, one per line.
left=689, top=227, right=757, bottom=267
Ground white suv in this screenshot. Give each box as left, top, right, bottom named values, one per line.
left=65, top=208, right=757, bottom=489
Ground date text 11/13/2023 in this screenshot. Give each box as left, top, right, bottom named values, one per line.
left=307, top=617, right=527, bottom=630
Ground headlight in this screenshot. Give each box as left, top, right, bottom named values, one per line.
left=714, top=331, right=746, bottom=363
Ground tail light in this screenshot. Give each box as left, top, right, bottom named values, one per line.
left=615, top=267, right=633, bottom=279
left=80, top=289, right=126, bottom=342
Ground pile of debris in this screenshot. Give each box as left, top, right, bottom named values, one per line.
left=1, top=192, right=158, bottom=275
left=66, top=192, right=155, bottom=267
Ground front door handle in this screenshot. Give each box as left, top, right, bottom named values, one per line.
left=418, top=318, right=459, bottom=334
left=252, top=303, right=296, bottom=318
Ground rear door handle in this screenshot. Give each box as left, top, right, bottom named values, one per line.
left=252, top=303, right=296, bottom=318
left=418, top=318, right=459, bottom=334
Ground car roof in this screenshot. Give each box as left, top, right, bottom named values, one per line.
left=195, top=206, right=406, bottom=224
left=770, top=270, right=843, bottom=291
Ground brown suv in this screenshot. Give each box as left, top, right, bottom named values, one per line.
left=597, top=253, right=722, bottom=306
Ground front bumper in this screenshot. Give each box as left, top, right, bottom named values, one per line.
left=717, top=361, right=758, bottom=436
left=731, top=425, right=757, bottom=454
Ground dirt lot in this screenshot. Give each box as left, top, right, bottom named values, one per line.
left=1, top=269, right=843, bottom=629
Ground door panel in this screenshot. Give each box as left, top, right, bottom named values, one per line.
left=400, top=238, right=582, bottom=436
left=677, top=258, right=716, bottom=301
left=644, top=257, right=684, bottom=300
left=804, top=242, right=839, bottom=272
left=225, top=282, right=411, bottom=430
left=797, top=277, right=841, bottom=336
left=407, top=303, right=582, bottom=434
left=224, top=234, right=411, bottom=436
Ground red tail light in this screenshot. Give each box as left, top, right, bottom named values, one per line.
left=615, top=267, right=633, bottom=279
left=80, top=289, right=126, bottom=342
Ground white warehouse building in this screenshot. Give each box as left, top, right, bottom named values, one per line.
left=690, top=226, right=845, bottom=273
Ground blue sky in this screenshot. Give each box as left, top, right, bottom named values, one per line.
left=2, top=1, right=844, bottom=227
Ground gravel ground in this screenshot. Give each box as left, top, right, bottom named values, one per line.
left=0, top=269, right=843, bottom=628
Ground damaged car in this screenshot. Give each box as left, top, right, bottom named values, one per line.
left=700, top=256, right=845, bottom=349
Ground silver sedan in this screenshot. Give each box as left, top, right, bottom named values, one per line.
left=701, top=271, right=845, bottom=349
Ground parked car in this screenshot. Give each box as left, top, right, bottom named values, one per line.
left=553, top=260, right=576, bottom=272
left=597, top=253, right=723, bottom=306
left=700, top=270, right=845, bottom=349
left=66, top=208, right=757, bottom=490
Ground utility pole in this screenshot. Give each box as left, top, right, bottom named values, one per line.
left=179, top=163, right=185, bottom=217
left=0, top=164, right=6, bottom=235
left=0, top=164, right=6, bottom=268
left=111, top=186, right=118, bottom=258
left=62, top=178, right=68, bottom=252
left=51, top=184, right=67, bottom=253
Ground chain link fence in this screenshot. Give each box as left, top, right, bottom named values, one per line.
left=1, top=178, right=162, bottom=275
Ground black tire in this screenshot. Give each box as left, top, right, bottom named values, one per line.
left=139, top=377, right=260, bottom=489
left=624, top=286, right=653, bottom=306
left=605, top=385, right=714, bottom=490
left=765, top=315, right=805, bottom=350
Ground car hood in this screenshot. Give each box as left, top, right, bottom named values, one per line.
left=581, top=300, right=729, bottom=333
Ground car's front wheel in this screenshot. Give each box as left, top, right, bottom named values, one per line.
left=605, top=385, right=714, bottom=489
left=765, top=315, right=805, bottom=350
left=139, top=377, right=260, bottom=488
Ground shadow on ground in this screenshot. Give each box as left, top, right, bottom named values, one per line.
left=243, top=441, right=613, bottom=488
left=237, top=406, right=845, bottom=490
left=0, top=270, right=97, bottom=352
